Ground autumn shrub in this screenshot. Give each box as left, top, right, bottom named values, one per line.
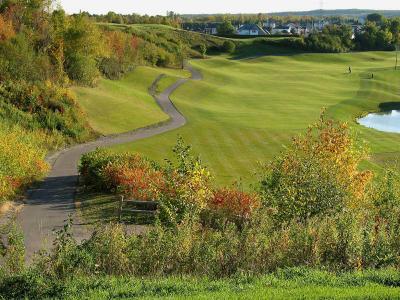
left=71, top=124, right=400, bottom=278
left=79, top=149, right=161, bottom=196
left=0, top=80, right=93, bottom=141
left=207, top=188, right=261, bottom=220
left=157, top=138, right=213, bottom=225
left=259, top=113, right=373, bottom=223
left=80, top=149, right=120, bottom=189
left=103, top=160, right=166, bottom=201
left=100, top=30, right=137, bottom=79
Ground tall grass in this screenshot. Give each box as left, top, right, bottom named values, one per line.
left=0, top=125, right=51, bottom=201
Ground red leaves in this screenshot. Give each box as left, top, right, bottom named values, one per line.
left=104, top=164, right=165, bottom=201
left=209, top=188, right=260, bottom=219
left=130, top=36, right=140, bottom=51
left=99, top=154, right=167, bottom=201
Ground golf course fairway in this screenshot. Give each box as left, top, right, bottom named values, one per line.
left=106, top=52, right=400, bottom=186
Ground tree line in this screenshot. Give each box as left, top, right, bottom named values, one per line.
left=305, top=14, right=400, bottom=52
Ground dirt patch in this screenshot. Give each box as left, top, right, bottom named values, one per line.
left=0, top=201, right=21, bottom=216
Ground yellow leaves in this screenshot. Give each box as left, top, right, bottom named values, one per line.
left=0, top=126, right=49, bottom=201
left=178, top=162, right=213, bottom=210
left=0, top=15, right=15, bottom=41
left=263, top=113, right=374, bottom=221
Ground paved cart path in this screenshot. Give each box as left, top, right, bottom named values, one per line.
left=17, top=64, right=202, bottom=260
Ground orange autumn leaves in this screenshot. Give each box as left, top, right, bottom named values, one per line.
left=0, top=15, right=15, bottom=42
left=210, top=188, right=260, bottom=219
left=104, top=31, right=140, bottom=63
left=103, top=155, right=165, bottom=202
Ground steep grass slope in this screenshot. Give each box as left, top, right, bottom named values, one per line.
left=72, top=66, right=189, bottom=135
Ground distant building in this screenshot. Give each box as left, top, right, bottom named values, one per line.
left=237, top=24, right=269, bottom=36
left=271, top=25, right=293, bottom=35
left=351, top=25, right=362, bottom=39
left=183, top=22, right=220, bottom=35
left=263, top=21, right=276, bottom=29
left=205, top=26, right=218, bottom=35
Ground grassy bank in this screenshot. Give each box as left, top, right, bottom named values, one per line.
left=4, top=268, right=400, bottom=299
left=72, top=66, right=190, bottom=135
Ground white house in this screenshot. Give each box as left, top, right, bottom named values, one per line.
left=271, top=25, right=293, bottom=35
left=263, top=21, right=276, bottom=29
left=237, top=24, right=269, bottom=36
left=205, top=27, right=218, bottom=35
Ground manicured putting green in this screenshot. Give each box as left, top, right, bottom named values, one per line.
left=72, top=66, right=189, bottom=135
left=111, top=51, right=400, bottom=186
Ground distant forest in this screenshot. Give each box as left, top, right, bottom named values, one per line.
left=87, top=9, right=400, bottom=27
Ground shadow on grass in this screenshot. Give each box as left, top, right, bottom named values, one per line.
left=76, top=190, right=156, bottom=225
left=379, top=102, right=400, bottom=111
left=231, top=40, right=305, bottom=60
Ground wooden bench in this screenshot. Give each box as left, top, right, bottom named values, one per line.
left=118, top=196, right=159, bottom=222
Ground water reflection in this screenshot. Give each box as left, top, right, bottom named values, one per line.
left=358, top=110, right=400, bottom=133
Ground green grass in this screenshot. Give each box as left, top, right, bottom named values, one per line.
left=59, top=278, right=400, bottom=299
left=111, top=51, right=400, bottom=186
left=8, top=268, right=400, bottom=299
left=72, top=66, right=189, bottom=135
left=75, top=191, right=118, bottom=224
left=156, top=74, right=184, bottom=94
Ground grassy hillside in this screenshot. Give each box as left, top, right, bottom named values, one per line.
left=101, top=23, right=226, bottom=65
left=72, top=66, right=189, bottom=135
left=111, top=51, right=400, bottom=186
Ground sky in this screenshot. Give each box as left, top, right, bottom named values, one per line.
left=59, top=0, right=400, bottom=15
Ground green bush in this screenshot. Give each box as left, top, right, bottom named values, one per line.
left=0, top=221, right=25, bottom=275
left=65, top=54, right=99, bottom=86
left=21, top=204, right=400, bottom=279
left=0, top=80, right=93, bottom=141
left=79, top=149, right=125, bottom=190
left=0, top=34, right=52, bottom=82
left=199, top=44, right=207, bottom=57
left=222, top=40, right=236, bottom=53
left=99, top=57, right=125, bottom=80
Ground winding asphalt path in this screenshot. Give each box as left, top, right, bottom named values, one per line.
left=17, top=64, right=202, bottom=260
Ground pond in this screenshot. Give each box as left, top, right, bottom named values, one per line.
left=358, top=110, right=400, bottom=134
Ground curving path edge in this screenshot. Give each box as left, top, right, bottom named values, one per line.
left=17, top=63, right=202, bottom=260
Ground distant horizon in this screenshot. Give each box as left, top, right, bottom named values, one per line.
left=59, top=0, right=400, bottom=16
